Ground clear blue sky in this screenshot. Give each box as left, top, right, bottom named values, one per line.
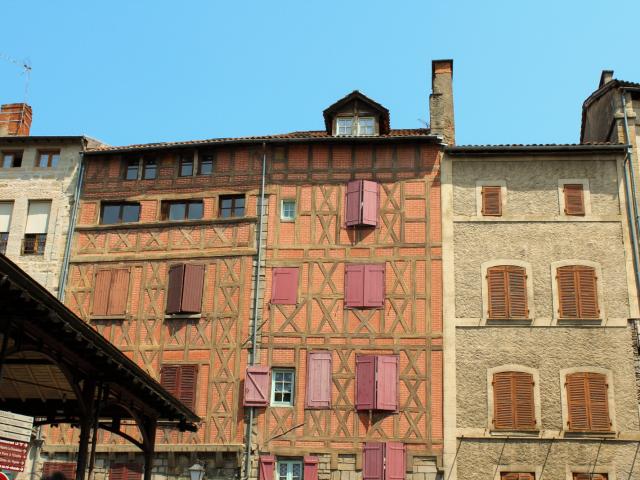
left=2, top=1, right=640, bottom=147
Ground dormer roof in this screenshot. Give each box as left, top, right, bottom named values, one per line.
left=322, top=90, right=390, bottom=135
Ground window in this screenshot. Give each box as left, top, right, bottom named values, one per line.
left=345, top=263, right=385, bottom=308
left=108, top=464, right=142, bottom=480
left=271, top=368, right=295, bottom=406
left=92, top=269, right=130, bottom=316
left=358, top=117, right=375, bottom=135
left=492, top=371, right=536, bottom=430
left=100, top=202, right=141, bottom=224
left=500, top=474, right=535, bottom=480
left=271, top=267, right=299, bottom=305
left=2, top=151, right=22, bottom=168
left=37, top=150, right=60, bottom=168
left=142, top=158, right=157, bottom=179
left=336, top=117, right=377, bottom=137
left=161, top=200, right=203, bottom=221
left=481, top=185, right=502, bottom=216
left=356, top=355, right=398, bottom=411
left=42, top=462, right=77, bottom=480
left=125, top=158, right=140, bottom=180
left=363, top=442, right=405, bottom=480
left=306, top=351, right=332, bottom=409
left=486, top=266, right=528, bottom=319
left=198, top=153, right=214, bottom=175
left=573, top=474, right=608, bottom=480
left=23, top=200, right=50, bottom=255
left=346, top=180, right=379, bottom=227
left=337, top=117, right=354, bottom=136
left=565, top=372, right=611, bottom=432
left=556, top=265, right=599, bottom=319
left=179, top=154, right=194, bottom=176
left=0, top=202, right=13, bottom=255
left=244, top=365, right=270, bottom=407
left=166, top=264, right=205, bottom=314
left=219, top=195, right=245, bottom=218
left=564, top=183, right=585, bottom=215
left=160, top=365, right=198, bottom=410
left=281, top=200, right=296, bottom=221
left=277, top=461, right=303, bottom=480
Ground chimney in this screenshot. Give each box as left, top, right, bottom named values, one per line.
left=429, top=59, right=455, bottom=145
left=0, top=103, right=33, bottom=136
left=599, top=70, right=614, bottom=89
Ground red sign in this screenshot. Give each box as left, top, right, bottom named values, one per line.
left=0, top=440, right=29, bottom=472
left=0, top=472, right=10, bottom=480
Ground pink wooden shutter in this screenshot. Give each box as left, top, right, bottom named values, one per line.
left=92, top=270, right=112, bottom=315
left=384, top=442, right=406, bottom=480
left=303, top=456, right=319, bottom=480
left=306, top=351, right=332, bottom=409
left=345, top=264, right=365, bottom=307
left=244, top=365, right=270, bottom=407
left=376, top=356, right=398, bottom=411
left=166, top=264, right=185, bottom=314
left=361, top=180, right=379, bottom=226
left=259, top=456, right=275, bottom=480
left=346, top=180, right=363, bottom=226
left=364, top=264, right=385, bottom=307
left=271, top=267, right=299, bottom=305
left=356, top=355, right=376, bottom=410
left=363, top=442, right=384, bottom=480
left=181, top=264, right=205, bottom=313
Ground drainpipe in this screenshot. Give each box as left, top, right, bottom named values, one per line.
left=244, top=142, right=268, bottom=480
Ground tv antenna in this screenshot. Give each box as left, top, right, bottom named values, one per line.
left=0, top=52, right=32, bottom=103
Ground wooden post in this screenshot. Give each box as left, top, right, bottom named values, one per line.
left=76, top=379, right=96, bottom=480
left=142, top=418, right=157, bottom=480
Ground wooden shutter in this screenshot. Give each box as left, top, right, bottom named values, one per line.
left=303, top=456, right=319, bottom=480
left=493, top=372, right=535, bottom=430
left=487, top=266, right=527, bottom=319
left=107, top=269, right=130, bottom=315
left=178, top=365, right=198, bottom=410
left=557, top=266, right=599, bottom=319
left=305, top=351, right=332, bottom=409
left=364, top=264, right=386, bottom=308
left=92, top=270, right=112, bottom=315
left=362, top=442, right=384, bottom=480
left=566, top=372, right=610, bottom=432
left=346, top=180, right=363, bottom=226
left=500, top=475, right=535, bottom=480
left=586, top=373, right=611, bottom=431
left=487, top=267, right=508, bottom=319
left=259, top=456, right=275, bottom=480
left=576, top=267, right=599, bottom=318
left=482, top=186, right=502, bottom=216
left=166, top=264, right=185, bottom=314
left=564, top=184, right=585, bottom=215
left=160, top=365, right=179, bottom=397
left=43, top=462, right=77, bottom=480
left=109, top=464, right=141, bottom=480
left=356, top=355, right=376, bottom=410
left=244, top=365, right=270, bottom=407
left=573, top=474, right=608, bottom=480
left=361, top=180, right=379, bottom=226
left=271, top=267, right=299, bottom=305
left=181, top=264, right=204, bottom=313
left=507, top=266, right=528, bottom=318
left=345, top=264, right=365, bottom=307
left=384, top=442, right=405, bottom=480
left=376, top=356, right=398, bottom=411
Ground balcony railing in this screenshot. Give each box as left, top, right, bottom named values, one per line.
left=0, top=233, right=8, bottom=255
left=22, top=234, right=46, bottom=255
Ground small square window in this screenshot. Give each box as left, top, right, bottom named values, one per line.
left=219, top=195, right=245, bottom=218
left=2, top=151, right=22, bottom=168
left=337, top=117, right=354, bottom=136
left=37, top=151, right=60, bottom=168
left=358, top=117, right=375, bottom=135
left=179, top=154, right=194, bottom=177
left=281, top=200, right=296, bottom=221
left=125, top=158, right=140, bottom=180
left=162, top=200, right=203, bottom=221
left=199, top=154, right=214, bottom=175
left=100, top=202, right=141, bottom=224
left=271, top=368, right=295, bottom=406
left=142, top=159, right=157, bottom=179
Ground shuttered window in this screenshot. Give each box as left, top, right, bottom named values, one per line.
left=566, top=372, right=611, bottom=432
left=92, top=269, right=130, bottom=316
left=109, top=463, right=143, bottom=480
left=303, top=457, right=319, bottom=480
left=160, top=365, right=198, bottom=410
left=556, top=265, right=599, bottom=319
left=481, top=186, right=502, bottom=216
left=356, top=355, right=398, bottom=411
left=345, top=264, right=385, bottom=308
left=500, top=474, right=535, bottom=480
left=363, top=442, right=406, bottom=480
left=305, top=351, right=332, bottom=409
left=43, top=462, right=77, bottom=480
left=564, top=184, right=585, bottom=215
left=492, top=371, right=536, bottom=430
left=346, top=180, right=379, bottom=227
left=271, top=267, right=299, bottom=305
left=573, top=474, right=608, bottom=480
left=166, top=264, right=205, bottom=314
left=363, top=442, right=384, bottom=480
left=259, top=456, right=275, bottom=480
left=244, top=365, right=270, bottom=407
left=487, top=266, right=528, bottom=319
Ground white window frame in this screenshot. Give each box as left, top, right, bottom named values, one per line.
left=281, top=199, right=296, bottom=221
left=550, top=260, right=605, bottom=324
left=271, top=368, right=295, bottom=407
left=357, top=117, right=375, bottom=136
left=276, top=460, right=303, bottom=480
left=558, top=179, right=591, bottom=216
left=336, top=117, right=354, bottom=136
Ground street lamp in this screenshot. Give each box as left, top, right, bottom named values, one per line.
left=188, top=463, right=206, bottom=480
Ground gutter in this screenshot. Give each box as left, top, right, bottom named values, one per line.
left=446, top=144, right=627, bottom=156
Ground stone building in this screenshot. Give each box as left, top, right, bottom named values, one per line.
left=441, top=143, right=640, bottom=479
left=0, top=102, right=100, bottom=295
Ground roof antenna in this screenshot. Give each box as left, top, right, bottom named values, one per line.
left=0, top=52, right=32, bottom=103
left=417, top=118, right=429, bottom=128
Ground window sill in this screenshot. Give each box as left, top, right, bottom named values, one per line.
left=269, top=404, right=295, bottom=408
left=90, top=315, right=127, bottom=321
left=165, top=313, right=202, bottom=320
left=563, top=430, right=616, bottom=439
left=486, top=318, right=533, bottom=326
left=280, top=218, right=295, bottom=223
left=76, top=216, right=259, bottom=231
left=556, top=318, right=603, bottom=326
left=489, top=429, right=540, bottom=437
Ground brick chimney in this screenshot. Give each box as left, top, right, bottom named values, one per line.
left=599, top=69, right=614, bottom=88
left=0, top=103, right=33, bottom=136
left=429, top=59, right=455, bottom=145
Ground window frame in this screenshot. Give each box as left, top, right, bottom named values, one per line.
left=558, top=179, right=591, bottom=216
left=550, top=260, right=604, bottom=324
left=198, top=152, right=214, bottom=175
left=22, top=233, right=47, bottom=255
left=275, top=460, right=303, bottom=480
left=218, top=194, right=245, bottom=218
left=487, top=365, right=541, bottom=433
left=142, top=158, right=157, bottom=179
left=357, top=116, right=375, bottom=135
left=336, top=116, right=354, bottom=136
left=161, top=200, right=204, bottom=221
left=160, top=364, right=198, bottom=410
left=476, top=180, right=506, bottom=217
left=124, top=157, right=140, bottom=180
left=280, top=199, right=296, bottom=221
left=569, top=470, right=611, bottom=480
left=178, top=153, right=194, bottom=177
left=37, top=150, right=60, bottom=168
left=100, top=202, right=141, bottom=225
left=481, top=260, right=534, bottom=325
left=271, top=368, right=295, bottom=407
left=2, top=150, right=22, bottom=168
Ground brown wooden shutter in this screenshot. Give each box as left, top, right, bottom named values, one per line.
left=493, top=372, right=535, bottom=430
left=487, top=266, right=528, bottom=319
left=482, top=186, right=502, bottom=216
left=160, top=365, right=179, bottom=397
left=576, top=266, right=599, bottom=318
left=566, top=372, right=611, bottom=432
left=493, top=372, right=514, bottom=429
left=566, top=372, right=590, bottom=431
left=487, top=267, right=508, bottom=319
left=507, top=266, right=528, bottom=318
left=500, top=475, right=535, bottom=480
left=43, top=462, right=77, bottom=480
left=92, top=270, right=112, bottom=315
left=557, top=266, right=578, bottom=318
left=557, top=266, right=599, bottom=319
left=178, top=365, right=198, bottom=410
left=573, top=474, right=608, bottom=480
left=586, top=373, right=611, bottom=431
left=166, top=264, right=185, bottom=314
left=110, top=463, right=143, bottom=480
left=513, top=372, right=536, bottom=429
left=181, top=264, right=205, bottom=313
left=107, top=269, right=130, bottom=315
left=564, top=184, right=585, bottom=215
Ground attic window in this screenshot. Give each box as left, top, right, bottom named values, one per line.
left=336, top=116, right=376, bottom=137
left=337, top=117, right=354, bottom=136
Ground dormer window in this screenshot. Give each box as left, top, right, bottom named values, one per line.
left=358, top=117, right=375, bottom=135
left=336, top=116, right=377, bottom=137
left=324, top=91, right=390, bottom=137
left=337, top=117, right=354, bottom=136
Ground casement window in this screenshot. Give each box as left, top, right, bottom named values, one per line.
left=565, top=372, right=611, bottom=432
left=142, top=158, right=157, bottom=179
left=556, top=265, right=599, bottom=319
left=161, top=200, right=204, bottom=221
left=345, top=263, right=385, bottom=308
left=345, top=180, right=379, bottom=227
left=305, top=351, right=332, bottom=409
left=2, top=151, right=22, bottom=168
left=219, top=195, right=245, bottom=218
left=337, top=117, right=354, bottom=136
left=336, top=116, right=377, bottom=137
left=109, top=463, right=143, bottom=480
left=244, top=365, right=270, bottom=407
left=0, top=202, right=13, bottom=255
left=42, top=462, right=77, bottom=480
left=271, top=267, right=299, bottom=305
left=277, top=461, right=302, bottom=480
left=166, top=264, right=205, bottom=314
left=100, top=202, right=141, bottom=224
left=356, top=355, right=398, bottom=411
left=160, top=364, right=198, bottom=410
left=358, top=117, right=375, bottom=135
left=363, top=442, right=405, bottom=480
left=179, top=154, right=194, bottom=177
left=481, top=185, right=502, bottom=216
left=500, top=474, right=535, bottom=480
left=492, top=371, right=536, bottom=430
left=261, top=457, right=319, bottom=480
left=486, top=265, right=528, bottom=319
left=37, top=150, right=60, bottom=168
left=125, top=157, right=140, bottom=180
left=271, top=368, right=295, bottom=406
left=563, top=183, right=585, bottom=215
left=124, top=156, right=155, bottom=180
left=573, top=474, right=608, bottom=480
left=23, top=200, right=50, bottom=255
left=198, top=153, right=214, bottom=175
left=281, top=200, right=296, bottom=221
left=92, top=269, right=130, bottom=316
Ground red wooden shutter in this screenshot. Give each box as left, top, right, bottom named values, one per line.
left=376, top=355, right=398, bottom=411
left=564, top=184, right=585, bottom=215
left=364, top=264, right=386, bottom=308
left=385, top=442, right=405, bottom=480
left=92, top=270, right=112, bottom=315
left=259, top=456, right=275, bottom=480
left=356, top=355, right=376, bottom=410
left=586, top=373, right=610, bottom=431
left=506, top=266, right=528, bottom=318
left=271, top=267, right=299, bottom=305
left=166, top=264, right=185, bottom=314
left=306, top=351, right=332, bottom=409
left=557, top=266, right=599, bottom=319
left=181, top=264, right=205, bottom=313
left=244, top=365, right=270, bottom=407
left=487, top=267, right=508, bottom=319
left=346, top=180, right=363, bottom=226
left=108, top=268, right=130, bottom=315
left=363, top=442, right=384, bottom=480
left=345, top=264, right=365, bottom=307
left=43, top=462, right=77, bottom=480
left=160, top=365, right=179, bottom=397
left=482, top=186, right=502, bottom=216
left=361, top=180, right=379, bottom=226
left=178, top=365, right=198, bottom=410
left=303, top=456, right=319, bottom=480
